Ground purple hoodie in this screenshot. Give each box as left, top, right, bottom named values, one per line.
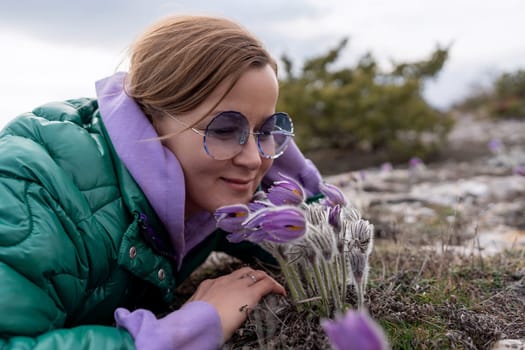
left=96, top=72, right=322, bottom=349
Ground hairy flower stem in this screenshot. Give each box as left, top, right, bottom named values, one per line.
left=333, top=255, right=341, bottom=295
left=332, top=253, right=348, bottom=309
left=289, top=263, right=308, bottom=301
left=333, top=259, right=345, bottom=311
left=302, top=259, right=318, bottom=297
left=339, top=254, right=348, bottom=308
left=356, top=282, right=364, bottom=310
left=312, top=259, right=331, bottom=316
left=274, top=254, right=306, bottom=309
left=323, top=259, right=343, bottom=312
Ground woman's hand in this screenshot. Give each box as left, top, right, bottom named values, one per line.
left=187, top=266, right=286, bottom=341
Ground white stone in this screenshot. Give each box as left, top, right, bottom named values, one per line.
left=491, top=339, right=525, bottom=350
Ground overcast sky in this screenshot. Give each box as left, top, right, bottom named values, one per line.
left=1, top=0, right=524, bottom=128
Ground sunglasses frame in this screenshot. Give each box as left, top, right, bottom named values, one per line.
left=166, top=110, right=294, bottom=160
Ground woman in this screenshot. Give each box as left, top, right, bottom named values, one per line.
left=0, top=15, right=322, bottom=349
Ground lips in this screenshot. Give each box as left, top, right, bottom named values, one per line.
left=221, top=177, right=253, bottom=185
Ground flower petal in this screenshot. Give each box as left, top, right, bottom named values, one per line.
left=244, top=207, right=306, bottom=243
left=225, top=231, right=247, bottom=243
left=320, top=182, right=347, bottom=207
left=321, top=310, right=388, bottom=350
left=267, top=173, right=306, bottom=206
left=408, top=156, right=424, bottom=171
left=328, top=204, right=341, bottom=232
left=248, top=200, right=272, bottom=212
left=514, top=165, right=525, bottom=176
left=488, top=139, right=503, bottom=153
left=214, top=204, right=250, bottom=232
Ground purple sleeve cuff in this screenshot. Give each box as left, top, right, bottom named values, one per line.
left=263, top=140, right=322, bottom=196
left=114, top=301, right=223, bottom=350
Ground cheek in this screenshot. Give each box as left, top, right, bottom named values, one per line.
left=263, top=158, right=274, bottom=173
left=257, top=159, right=274, bottom=182
left=180, top=160, right=223, bottom=213
left=164, top=133, right=203, bottom=160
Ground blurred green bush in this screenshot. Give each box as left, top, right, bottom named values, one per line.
left=456, top=70, right=525, bottom=119
left=277, top=39, right=454, bottom=161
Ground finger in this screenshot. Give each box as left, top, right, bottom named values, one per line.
left=230, top=266, right=256, bottom=279
left=187, top=278, right=215, bottom=301
left=241, top=273, right=258, bottom=285
left=238, top=269, right=270, bottom=286
left=249, top=276, right=286, bottom=297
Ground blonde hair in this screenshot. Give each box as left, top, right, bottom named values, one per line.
left=126, top=15, right=277, bottom=123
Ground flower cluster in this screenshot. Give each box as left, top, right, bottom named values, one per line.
left=214, top=173, right=375, bottom=315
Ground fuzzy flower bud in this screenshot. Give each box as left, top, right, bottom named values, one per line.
left=306, top=225, right=336, bottom=261
left=349, top=220, right=374, bottom=255
left=305, top=203, right=330, bottom=226
left=328, top=204, right=342, bottom=232
left=348, top=247, right=368, bottom=285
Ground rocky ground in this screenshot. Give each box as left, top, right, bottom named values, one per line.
left=325, top=114, right=525, bottom=257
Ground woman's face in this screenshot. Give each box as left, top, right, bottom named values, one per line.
left=155, top=64, right=278, bottom=216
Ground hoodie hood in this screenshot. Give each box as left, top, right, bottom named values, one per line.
left=95, top=71, right=189, bottom=267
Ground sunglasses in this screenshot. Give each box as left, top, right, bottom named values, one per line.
left=166, top=111, right=294, bottom=160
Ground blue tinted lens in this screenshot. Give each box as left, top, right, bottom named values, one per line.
left=258, top=113, right=294, bottom=159
left=203, top=111, right=293, bottom=160
left=204, top=112, right=248, bottom=160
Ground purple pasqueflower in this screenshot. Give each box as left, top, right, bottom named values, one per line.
left=513, top=165, right=525, bottom=176
left=321, top=309, right=388, bottom=350
left=214, top=204, right=250, bottom=232
left=225, top=230, right=250, bottom=243
left=267, top=173, right=306, bottom=206
left=380, top=162, right=393, bottom=172
left=488, top=139, right=503, bottom=153
left=243, top=206, right=306, bottom=243
left=248, top=200, right=272, bottom=212
left=243, top=191, right=271, bottom=212
left=320, top=182, right=347, bottom=207
left=408, top=156, right=423, bottom=169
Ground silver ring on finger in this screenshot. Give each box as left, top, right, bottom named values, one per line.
left=249, top=274, right=257, bottom=283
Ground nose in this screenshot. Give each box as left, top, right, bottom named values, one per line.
left=232, top=134, right=262, bottom=169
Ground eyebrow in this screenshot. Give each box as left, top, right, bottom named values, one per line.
left=201, top=110, right=277, bottom=130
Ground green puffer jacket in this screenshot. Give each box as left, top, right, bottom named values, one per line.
left=0, top=98, right=273, bottom=349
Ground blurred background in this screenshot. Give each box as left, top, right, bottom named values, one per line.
left=1, top=0, right=524, bottom=174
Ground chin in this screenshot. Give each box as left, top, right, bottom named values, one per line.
left=215, top=196, right=251, bottom=210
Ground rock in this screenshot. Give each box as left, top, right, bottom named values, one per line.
left=491, top=339, right=525, bottom=350
left=325, top=150, right=525, bottom=255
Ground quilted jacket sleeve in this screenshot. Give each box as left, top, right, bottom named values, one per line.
left=0, top=175, right=135, bottom=350
left=0, top=105, right=136, bottom=348
left=0, top=321, right=133, bottom=350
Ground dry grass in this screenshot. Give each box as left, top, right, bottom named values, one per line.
left=173, top=241, right=525, bottom=350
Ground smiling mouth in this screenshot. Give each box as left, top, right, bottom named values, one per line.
left=222, top=177, right=253, bottom=185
